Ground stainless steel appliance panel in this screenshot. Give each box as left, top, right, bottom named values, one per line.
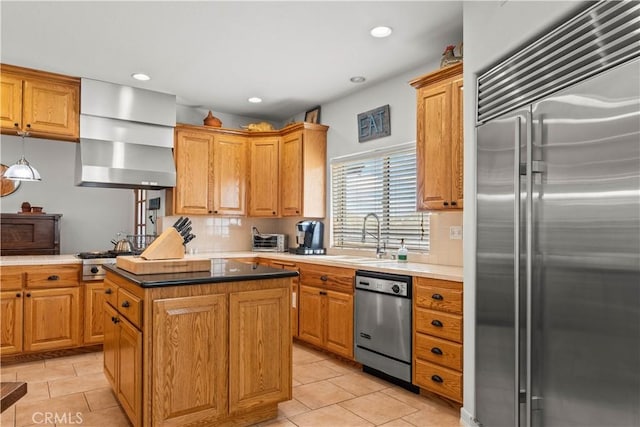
left=476, top=108, right=529, bottom=427
left=530, top=58, right=640, bottom=427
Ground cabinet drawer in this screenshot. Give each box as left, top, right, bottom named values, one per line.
left=103, top=279, right=119, bottom=307
left=117, top=288, right=142, bottom=329
left=415, top=333, right=462, bottom=371
left=415, top=284, right=462, bottom=314
left=0, top=266, right=23, bottom=290
left=25, top=265, right=80, bottom=288
left=414, top=359, right=462, bottom=403
left=415, top=308, right=462, bottom=343
left=299, top=265, right=353, bottom=294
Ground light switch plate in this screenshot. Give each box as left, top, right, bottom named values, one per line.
left=449, top=226, right=463, bottom=240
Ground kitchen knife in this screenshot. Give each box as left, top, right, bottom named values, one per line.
left=172, top=216, right=184, bottom=229
left=184, top=234, right=196, bottom=245
left=175, top=217, right=190, bottom=232
left=180, top=226, right=192, bottom=240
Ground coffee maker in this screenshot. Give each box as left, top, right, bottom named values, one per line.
left=290, top=220, right=325, bottom=255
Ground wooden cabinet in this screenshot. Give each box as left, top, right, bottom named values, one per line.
left=0, top=264, right=83, bottom=357
left=173, top=129, right=213, bottom=215
left=249, top=137, right=280, bottom=217
left=23, top=287, right=81, bottom=352
left=280, top=124, right=327, bottom=218
left=84, top=281, right=105, bottom=344
left=1, top=213, right=62, bottom=255
left=173, top=126, right=248, bottom=216
left=298, top=264, right=354, bottom=359
left=172, top=122, right=328, bottom=218
left=104, top=302, right=142, bottom=427
left=413, top=277, right=463, bottom=403
left=0, top=290, right=23, bottom=355
left=410, top=63, right=463, bottom=210
left=1, top=64, right=80, bottom=141
left=229, top=287, right=290, bottom=413
left=152, top=295, right=227, bottom=425
left=212, top=133, right=248, bottom=215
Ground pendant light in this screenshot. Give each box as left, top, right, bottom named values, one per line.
left=3, top=130, right=41, bottom=181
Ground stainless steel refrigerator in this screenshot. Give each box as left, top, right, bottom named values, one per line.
left=475, top=16, right=640, bottom=427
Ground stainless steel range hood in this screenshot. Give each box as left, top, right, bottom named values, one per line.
left=76, top=78, right=177, bottom=189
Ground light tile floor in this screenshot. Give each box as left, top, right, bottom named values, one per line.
left=1, top=344, right=460, bottom=427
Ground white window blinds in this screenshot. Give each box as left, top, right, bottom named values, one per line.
left=331, top=144, right=429, bottom=252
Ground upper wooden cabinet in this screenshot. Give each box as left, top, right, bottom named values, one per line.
left=249, top=136, right=280, bottom=217
left=172, top=122, right=328, bottom=218
left=280, top=124, right=327, bottom=218
left=0, top=64, right=80, bottom=142
left=410, top=63, right=463, bottom=210
left=173, top=126, right=248, bottom=216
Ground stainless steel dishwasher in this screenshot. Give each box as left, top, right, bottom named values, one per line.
left=354, top=270, right=415, bottom=389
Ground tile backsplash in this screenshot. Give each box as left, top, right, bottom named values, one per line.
left=158, top=211, right=462, bottom=267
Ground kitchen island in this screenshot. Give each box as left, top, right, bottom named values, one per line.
left=102, top=259, right=296, bottom=427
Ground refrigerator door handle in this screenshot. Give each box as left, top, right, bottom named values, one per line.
left=514, top=116, right=523, bottom=427
left=525, top=111, right=535, bottom=427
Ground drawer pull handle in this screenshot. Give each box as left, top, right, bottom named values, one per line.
left=431, top=293, right=443, bottom=300
left=16, top=293, right=21, bottom=298
left=111, top=316, right=116, bottom=322
left=443, top=201, right=449, bottom=206
left=105, top=288, right=113, bottom=295
left=319, top=291, right=327, bottom=296
left=431, top=319, right=443, bottom=327
left=320, top=275, right=328, bottom=281
left=431, top=375, right=444, bottom=383
left=113, top=317, right=120, bottom=324
left=431, top=347, right=443, bottom=355
left=26, top=293, right=31, bottom=298
left=48, top=275, right=59, bottom=281
left=121, top=301, right=130, bottom=308
left=360, top=332, right=371, bottom=340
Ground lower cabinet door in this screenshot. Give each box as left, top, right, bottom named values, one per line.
left=23, top=287, right=80, bottom=352
left=229, top=287, right=291, bottom=413
left=152, top=294, right=227, bottom=426
left=84, top=281, right=106, bottom=344
left=298, top=285, right=324, bottom=347
left=117, top=316, right=142, bottom=427
left=325, top=290, right=353, bottom=359
left=0, top=290, right=23, bottom=355
left=103, top=304, right=118, bottom=390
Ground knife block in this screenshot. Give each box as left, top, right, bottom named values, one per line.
left=140, top=228, right=184, bottom=260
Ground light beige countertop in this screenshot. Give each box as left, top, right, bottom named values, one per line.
left=0, top=252, right=463, bottom=282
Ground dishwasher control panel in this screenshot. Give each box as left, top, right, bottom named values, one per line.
left=355, top=270, right=412, bottom=297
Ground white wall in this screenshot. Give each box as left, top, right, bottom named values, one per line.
left=279, top=60, right=464, bottom=266
left=0, top=135, right=134, bottom=253
left=461, top=1, right=586, bottom=424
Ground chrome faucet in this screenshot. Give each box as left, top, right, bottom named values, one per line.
left=361, top=213, right=386, bottom=258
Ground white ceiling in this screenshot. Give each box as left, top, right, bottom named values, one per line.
left=1, top=1, right=463, bottom=121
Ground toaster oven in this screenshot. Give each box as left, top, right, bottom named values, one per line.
left=251, top=228, right=288, bottom=252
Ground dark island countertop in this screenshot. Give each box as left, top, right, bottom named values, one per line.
left=103, top=258, right=298, bottom=288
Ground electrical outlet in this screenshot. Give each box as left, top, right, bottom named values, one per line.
left=449, top=226, right=463, bottom=240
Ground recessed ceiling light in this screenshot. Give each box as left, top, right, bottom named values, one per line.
left=370, top=26, right=392, bottom=38
left=350, top=76, right=366, bottom=83
left=248, top=97, right=262, bottom=103
left=131, top=73, right=151, bottom=81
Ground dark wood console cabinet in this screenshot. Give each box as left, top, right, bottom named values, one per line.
left=1, top=213, right=62, bottom=255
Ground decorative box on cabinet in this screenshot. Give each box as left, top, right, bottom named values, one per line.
left=413, top=277, right=463, bottom=403
left=410, top=63, right=463, bottom=210
left=1, top=213, right=62, bottom=255
left=0, top=64, right=80, bottom=141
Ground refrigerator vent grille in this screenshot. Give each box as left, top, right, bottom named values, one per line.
left=477, top=0, right=640, bottom=124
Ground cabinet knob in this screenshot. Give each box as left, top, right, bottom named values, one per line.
left=431, top=319, right=443, bottom=327
left=121, top=301, right=130, bottom=308
left=431, top=347, right=443, bottom=355
left=105, top=288, right=112, bottom=295
left=431, top=375, right=444, bottom=383
left=272, top=211, right=276, bottom=215
left=443, top=201, right=449, bottom=206
left=48, top=275, right=60, bottom=281
left=26, top=293, right=31, bottom=298
left=296, top=210, right=299, bottom=214
left=320, top=275, right=328, bottom=281
left=208, top=210, right=213, bottom=214
left=213, top=210, right=218, bottom=214
left=113, top=317, right=120, bottom=324
left=26, top=124, right=31, bottom=129
left=431, top=293, right=443, bottom=301
left=111, top=316, right=116, bottom=322
left=13, top=123, right=19, bottom=128
left=16, top=293, right=21, bottom=298
left=451, top=201, right=457, bottom=206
